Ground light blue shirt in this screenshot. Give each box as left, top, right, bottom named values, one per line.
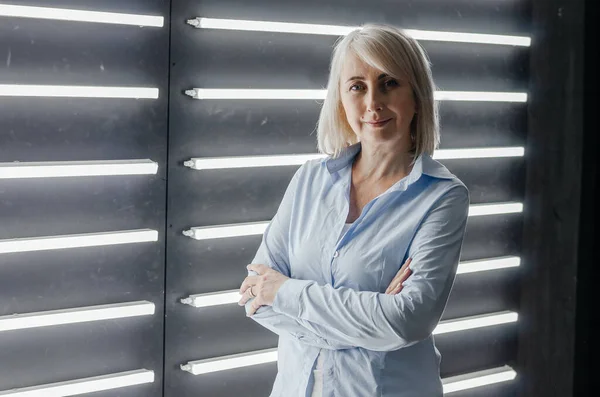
left=246, top=142, right=470, bottom=397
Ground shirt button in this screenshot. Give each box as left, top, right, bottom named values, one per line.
left=333, top=251, right=339, bottom=258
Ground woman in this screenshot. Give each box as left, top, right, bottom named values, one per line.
left=238, top=24, right=469, bottom=397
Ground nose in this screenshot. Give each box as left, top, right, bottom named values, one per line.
left=366, top=90, right=384, bottom=112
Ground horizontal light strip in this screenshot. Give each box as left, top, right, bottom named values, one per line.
left=181, top=348, right=278, bottom=375
left=184, top=154, right=325, bottom=170
left=469, top=202, right=523, bottom=216
left=0, top=301, right=155, bottom=332
left=457, top=256, right=521, bottom=274
left=0, top=369, right=154, bottom=397
left=187, top=17, right=531, bottom=46
left=184, top=147, right=524, bottom=171
left=185, top=88, right=326, bottom=100
left=181, top=290, right=240, bottom=308
left=435, top=91, right=527, bottom=102
left=434, top=311, right=518, bottom=335
left=433, top=147, right=524, bottom=160
left=0, top=229, right=158, bottom=254
left=184, top=257, right=520, bottom=308
left=185, top=88, right=527, bottom=102
left=183, top=222, right=268, bottom=240
left=443, top=366, right=517, bottom=394
left=0, top=85, right=159, bottom=99
left=0, top=4, right=164, bottom=27
left=183, top=348, right=516, bottom=393
left=184, top=202, right=521, bottom=241
left=0, top=159, right=158, bottom=179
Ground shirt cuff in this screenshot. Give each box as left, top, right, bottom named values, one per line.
left=272, top=278, right=312, bottom=317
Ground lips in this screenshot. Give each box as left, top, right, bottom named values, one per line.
left=366, top=118, right=392, bottom=126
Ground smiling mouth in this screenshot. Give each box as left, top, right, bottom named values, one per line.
left=366, top=118, right=392, bottom=127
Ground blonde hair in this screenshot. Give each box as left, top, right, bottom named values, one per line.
left=316, top=24, right=439, bottom=158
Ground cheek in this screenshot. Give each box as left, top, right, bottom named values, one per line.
left=393, top=99, right=417, bottom=119
left=342, top=101, right=360, bottom=122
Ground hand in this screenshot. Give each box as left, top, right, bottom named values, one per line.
left=384, top=258, right=413, bottom=295
left=238, top=264, right=289, bottom=316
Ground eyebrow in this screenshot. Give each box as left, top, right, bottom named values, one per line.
left=345, top=73, right=389, bottom=83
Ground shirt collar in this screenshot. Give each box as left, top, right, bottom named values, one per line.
left=321, top=142, right=456, bottom=187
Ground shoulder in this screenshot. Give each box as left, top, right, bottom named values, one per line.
left=293, top=157, right=330, bottom=181
left=422, top=154, right=468, bottom=193
left=419, top=155, right=470, bottom=212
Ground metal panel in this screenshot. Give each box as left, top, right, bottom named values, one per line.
left=166, top=0, right=529, bottom=395
left=0, top=1, right=170, bottom=396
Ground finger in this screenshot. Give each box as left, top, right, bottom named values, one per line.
left=387, top=279, right=403, bottom=295
left=398, top=257, right=412, bottom=274
left=393, top=272, right=412, bottom=294
left=386, top=265, right=412, bottom=293
left=238, top=287, right=255, bottom=306
left=392, top=269, right=413, bottom=294
left=247, top=298, right=261, bottom=316
left=239, top=275, right=259, bottom=294
left=247, top=263, right=269, bottom=275
left=387, top=267, right=412, bottom=294
left=385, top=258, right=413, bottom=293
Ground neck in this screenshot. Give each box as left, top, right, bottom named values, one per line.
left=352, top=141, right=414, bottom=183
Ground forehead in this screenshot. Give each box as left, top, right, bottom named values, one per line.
left=340, top=53, right=383, bottom=78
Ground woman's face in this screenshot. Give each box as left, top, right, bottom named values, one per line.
left=339, top=53, right=417, bottom=149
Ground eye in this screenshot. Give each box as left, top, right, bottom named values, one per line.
left=384, top=79, right=399, bottom=88
left=349, top=83, right=363, bottom=92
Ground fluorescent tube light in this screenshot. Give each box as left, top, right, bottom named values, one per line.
left=0, top=4, right=164, bottom=27
left=185, top=88, right=326, bottom=100
left=0, top=159, right=158, bottom=179
left=434, top=91, right=527, bottom=102
left=187, top=17, right=530, bottom=46
left=184, top=154, right=325, bottom=170
left=183, top=147, right=523, bottom=171
left=183, top=202, right=520, bottom=241
left=183, top=222, right=268, bottom=240
left=457, top=256, right=521, bottom=274
left=0, top=229, right=158, bottom=254
left=433, top=147, right=524, bottom=160
left=443, top=366, right=517, bottom=394
left=0, top=369, right=154, bottom=396
left=181, top=348, right=278, bottom=375
left=0, top=301, right=155, bottom=332
left=468, top=202, right=523, bottom=216
left=434, top=311, right=518, bottom=335
left=183, top=255, right=521, bottom=307
left=0, top=85, right=159, bottom=99
left=185, top=88, right=527, bottom=102
left=181, top=290, right=241, bottom=308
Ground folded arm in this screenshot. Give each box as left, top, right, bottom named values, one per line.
left=244, top=164, right=355, bottom=350
left=270, top=185, right=470, bottom=352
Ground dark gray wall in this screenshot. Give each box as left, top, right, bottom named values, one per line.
left=0, top=1, right=170, bottom=396
left=165, top=1, right=529, bottom=396
left=3, top=1, right=588, bottom=396
left=517, top=0, right=586, bottom=395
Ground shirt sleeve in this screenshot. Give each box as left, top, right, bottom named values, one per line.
left=244, top=163, right=355, bottom=350
left=271, top=184, right=470, bottom=352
